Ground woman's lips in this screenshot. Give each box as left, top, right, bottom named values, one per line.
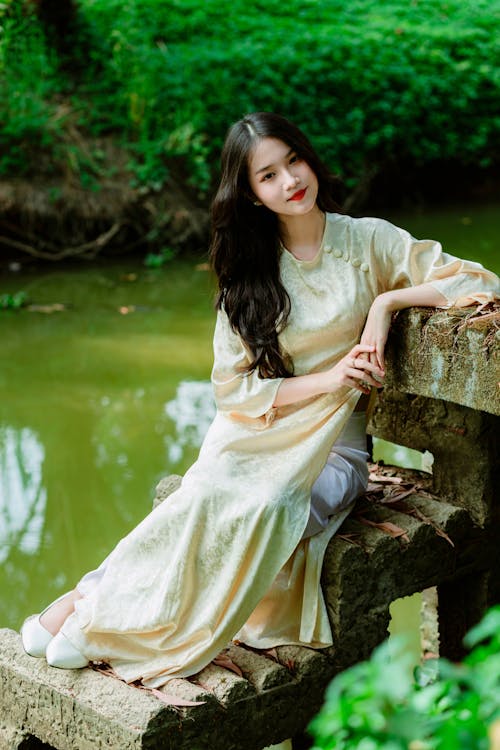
left=288, top=187, right=307, bottom=201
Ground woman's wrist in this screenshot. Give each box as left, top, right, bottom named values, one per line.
left=372, top=290, right=399, bottom=313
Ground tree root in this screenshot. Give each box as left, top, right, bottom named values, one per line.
left=0, top=221, right=122, bottom=261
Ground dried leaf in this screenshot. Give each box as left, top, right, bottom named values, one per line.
left=262, top=648, right=279, bottom=662
left=365, top=482, right=385, bottom=493
left=357, top=516, right=410, bottom=542
left=212, top=653, right=243, bottom=677
left=381, top=487, right=418, bottom=503
left=368, top=472, right=402, bottom=484
left=337, top=533, right=366, bottom=549
left=464, top=310, right=500, bottom=326
left=151, top=688, right=205, bottom=707
left=390, top=503, right=455, bottom=548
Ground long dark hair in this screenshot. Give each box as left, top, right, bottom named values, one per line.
left=209, top=112, right=342, bottom=378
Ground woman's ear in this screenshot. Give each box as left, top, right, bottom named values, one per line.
left=245, top=190, right=262, bottom=206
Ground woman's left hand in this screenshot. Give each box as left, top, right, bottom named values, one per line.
left=359, top=294, right=393, bottom=372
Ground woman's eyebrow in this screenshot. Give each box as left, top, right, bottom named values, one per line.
left=255, top=148, right=294, bottom=175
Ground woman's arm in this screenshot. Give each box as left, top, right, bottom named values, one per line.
left=360, top=282, right=448, bottom=370
left=273, top=344, right=384, bottom=407
left=275, top=284, right=452, bottom=409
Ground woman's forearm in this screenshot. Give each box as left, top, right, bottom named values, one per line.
left=273, top=343, right=384, bottom=408
left=377, top=283, right=448, bottom=312
left=273, top=370, right=330, bottom=407
left=274, top=284, right=445, bottom=409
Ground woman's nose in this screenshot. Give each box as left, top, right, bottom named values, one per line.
left=283, top=170, right=299, bottom=190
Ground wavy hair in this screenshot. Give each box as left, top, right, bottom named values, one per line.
left=209, top=112, right=342, bottom=378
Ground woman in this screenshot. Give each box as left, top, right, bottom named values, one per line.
left=21, top=112, right=499, bottom=687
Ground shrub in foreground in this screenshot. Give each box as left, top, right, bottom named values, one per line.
left=308, top=606, right=500, bottom=749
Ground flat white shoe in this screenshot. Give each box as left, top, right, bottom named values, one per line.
left=46, top=630, right=88, bottom=669
left=21, top=591, right=72, bottom=658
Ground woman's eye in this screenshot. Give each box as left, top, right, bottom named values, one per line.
left=290, top=154, right=300, bottom=164
left=262, top=172, right=274, bottom=181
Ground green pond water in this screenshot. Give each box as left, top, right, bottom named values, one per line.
left=1, top=202, right=498, bottom=666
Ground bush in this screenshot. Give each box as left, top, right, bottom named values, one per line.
left=308, top=605, right=500, bottom=750
left=1, top=0, right=499, bottom=192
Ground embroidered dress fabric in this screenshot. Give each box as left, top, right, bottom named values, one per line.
left=61, top=213, right=499, bottom=687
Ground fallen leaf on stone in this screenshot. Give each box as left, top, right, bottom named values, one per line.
left=337, top=533, right=366, bottom=549
left=405, top=506, right=455, bottom=547
left=262, top=648, right=279, bottom=662
left=150, top=688, right=205, bottom=707
left=368, top=472, right=402, bottom=484
left=212, top=653, right=243, bottom=677
left=365, top=483, right=385, bottom=494
left=357, top=516, right=410, bottom=542
left=380, top=487, right=419, bottom=503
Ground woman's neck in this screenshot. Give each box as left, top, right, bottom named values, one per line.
left=279, top=206, right=326, bottom=261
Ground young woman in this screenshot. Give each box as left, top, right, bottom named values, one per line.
left=21, top=112, right=499, bottom=687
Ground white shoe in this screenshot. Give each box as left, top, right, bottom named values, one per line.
left=46, top=629, right=88, bottom=669
left=21, top=591, right=72, bottom=658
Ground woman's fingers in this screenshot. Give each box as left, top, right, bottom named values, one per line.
left=352, top=344, right=376, bottom=356
left=350, top=356, right=381, bottom=373
left=351, top=357, right=385, bottom=378
left=345, top=377, right=371, bottom=394
left=347, top=369, right=382, bottom=388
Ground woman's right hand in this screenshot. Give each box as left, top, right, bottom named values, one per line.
left=325, top=344, right=385, bottom=395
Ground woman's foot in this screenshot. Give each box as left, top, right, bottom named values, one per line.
left=39, top=589, right=82, bottom=635
left=46, top=614, right=88, bottom=669
left=21, top=589, right=82, bottom=658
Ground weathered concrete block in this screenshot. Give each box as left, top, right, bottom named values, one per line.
left=0, top=626, right=337, bottom=750
left=321, top=493, right=481, bottom=667
left=369, top=389, right=499, bottom=525
left=0, top=629, right=171, bottom=750
left=383, top=307, right=499, bottom=416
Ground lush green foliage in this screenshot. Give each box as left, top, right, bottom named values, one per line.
left=1, top=0, right=500, bottom=191
left=308, top=606, right=500, bottom=750
left=0, top=291, right=26, bottom=310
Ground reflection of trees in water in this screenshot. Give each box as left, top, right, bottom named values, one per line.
left=163, top=381, right=215, bottom=464
left=0, top=426, right=47, bottom=564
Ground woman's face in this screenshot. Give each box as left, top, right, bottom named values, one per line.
left=247, top=137, right=319, bottom=219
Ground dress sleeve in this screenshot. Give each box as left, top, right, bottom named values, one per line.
left=211, top=308, right=284, bottom=427
left=371, top=219, right=500, bottom=308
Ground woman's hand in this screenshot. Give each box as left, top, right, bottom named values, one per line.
left=360, top=285, right=449, bottom=371
left=359, top=294, right=393, bottom=371
left=325, top=343, right=385, bottom=396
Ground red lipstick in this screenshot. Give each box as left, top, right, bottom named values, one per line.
left=288, top=188, right=307, bottom=201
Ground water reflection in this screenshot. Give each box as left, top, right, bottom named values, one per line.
left=0, top=426, right=47, bottom=563
left=163, top=380, right=215, bottom=463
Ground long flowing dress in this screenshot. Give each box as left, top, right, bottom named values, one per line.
left=61, top=213, right=499, bottom=687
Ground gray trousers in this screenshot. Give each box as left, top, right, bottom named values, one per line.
left=302, top=411, right=369, bottom=539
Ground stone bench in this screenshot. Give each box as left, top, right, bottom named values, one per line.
left=1, top=304, right=498, bottom=749
left=0, top=474, right=491, bottom=750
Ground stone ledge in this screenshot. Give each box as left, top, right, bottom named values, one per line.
left=0, top=628, right=330, bottom=750
left=2, top=467, right=492, bottom=750
left=384, top=306, right=499, bottom=416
